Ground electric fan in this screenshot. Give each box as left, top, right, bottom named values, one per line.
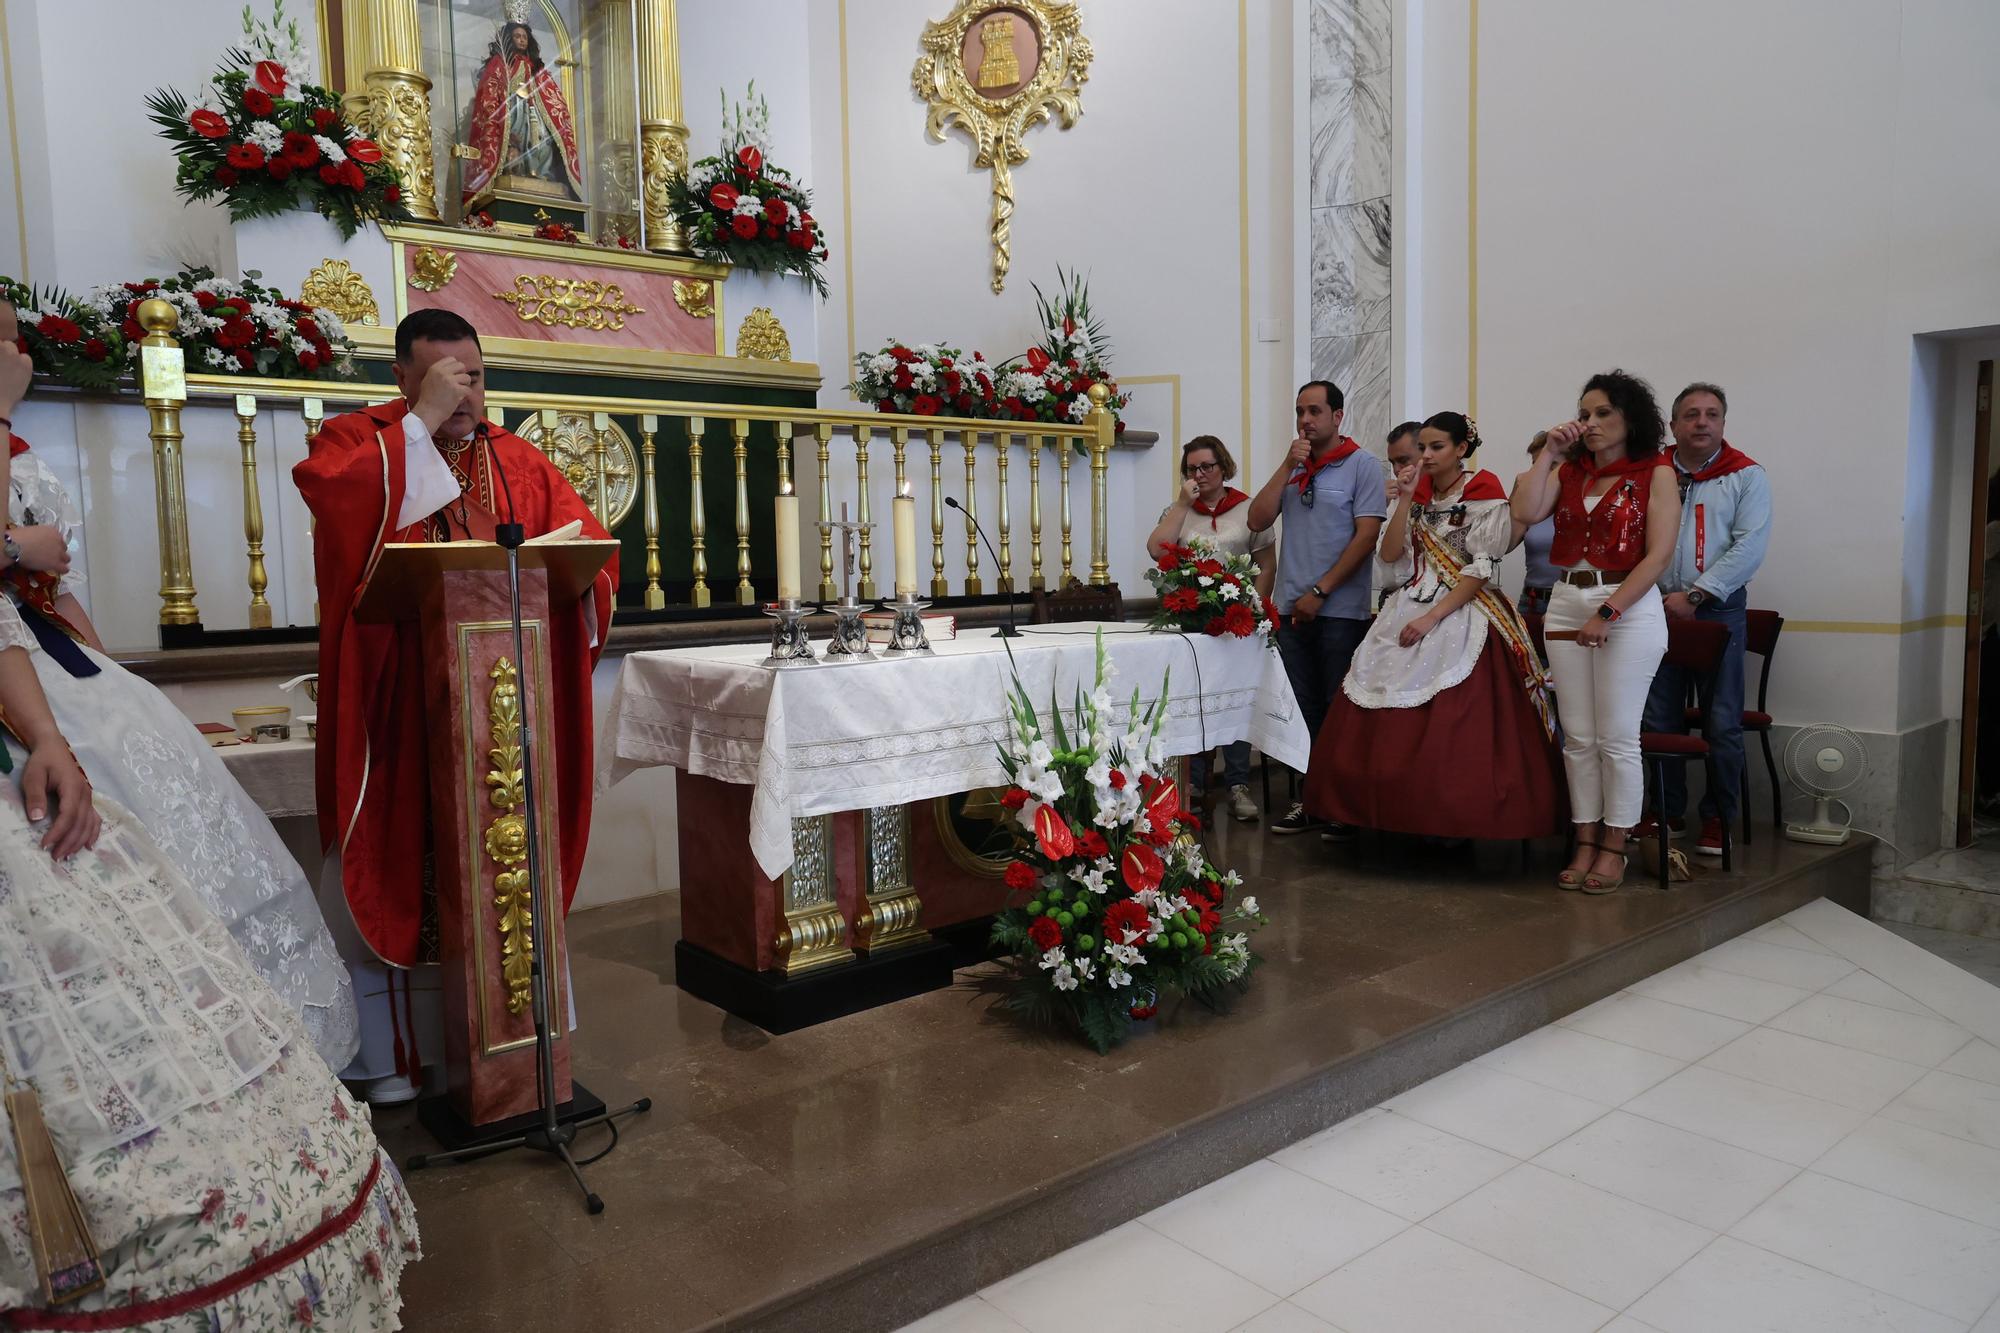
left=1782, top=723, right=1867, bottom=846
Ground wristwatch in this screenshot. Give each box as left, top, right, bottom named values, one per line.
left=1597, top=603, right=1623, bottom=623
left=1308, top=584, right=1328, bottom=599
left=1, top=528, right=19, bottom=568
left=1687, top=588, right=1710, bottom=608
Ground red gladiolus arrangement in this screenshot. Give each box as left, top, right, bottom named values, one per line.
left=1147, top=538, right=1279, bottom=647
left=666, top=85, right=828, bottom=296
left=991, top=630, right=1267, bottom=1053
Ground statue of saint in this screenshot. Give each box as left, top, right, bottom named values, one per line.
left=462, top=12, right=582, bottom=205
left=975, top=14, right=1021, bottom=90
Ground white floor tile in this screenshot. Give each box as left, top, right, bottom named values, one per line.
left=1730, top=1171, right=2000, bottom=1324
left=1474, top=1024, right=1684, bottom=1105
left=1749, top=918, right=1841, bottom=955
left=1628, top=1234, right=1964, bottom=1333
left=1880, top=1068, right=2000, bottom=1152
left=1385, top=1064, right=1608, bottom=1160
left=1698, top=1027, right=1929, bottom=1113
left=1533, top=1109, right=1799, bottom=1231
left=1559, top=991, right=1751, bottom=1061
left=1768, top=993, right=1975, bottom=1066
left=1272, top=1110, right=1513, bottom=1223
left=1815, top=1117, right=2000, bottom=1230
left=1230, top=1303, right=1338, bottom=1333
left=1598, top=1320, right=1669, bottom=1333
left=1624, top=1065, right=1867, bottom=1167
left=1144, top=1159, right=1406, bottom=1298
left=1628, top=961, right=1814, bottom=1024
left=899, top=1297, right=1032, bottom=1333
left=1425, top=1162, right=1712, bottom=1309
left=1942, top=1037, right=2000, bottom=1087
left=1697, top=936, right=1857, bottom=991
left=1292, top=1226, right=1612, bottom=1333
left=983, top=1223, right=1277, bottom=1333
left=1823, top=969, right=1946, bottom=1019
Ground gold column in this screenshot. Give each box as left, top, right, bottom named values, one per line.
left=304, top=398, right=324, bottom=624
left=960, top=435, right=982, bottom=595
left=928, top=435, right=947, bottom=598
left=774, top=419, right=793, bottom=491
left=731, top=417, right=754, bottom=605
left=814, top=425, right=837, bottom=601
left=687, top=415, right=711, bottom=608
left=592, top=412, right=613, bottom=530
left=234, top=395, right=272, bottom=630
left=639, top=414, right=665, bottom=610
left=774, top=815, right=852, bottom=976
left=1058, top=434, right=1074, bottom=585
left=855, top=806, right=927, bottom=955
left=637, top=0, right=691, bottom=254
left=995, top=436, right=1013, bottom=593
left=852, top=424, right=875, bottom=600
left=1028, top=435, right=1046, bottom=591
left=138, top=300, right=199, bottom=629
left=890, top=425, right=911, bottom=492
left=593, top=0, right=642, bottom=243
left=1086, top=385, right=1113, bottom=587
left=349, top=0, right=439, bottom=221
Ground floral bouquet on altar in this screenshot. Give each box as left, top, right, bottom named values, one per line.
left=1146, top=537, right=1279, bottom=645
left=994, top=268, right=1130, bottom=433
left=145, top=2, right=406, bottom=240
left=668, top=84, right=829, bottom=296
left=847, top=342, right=999, bottom=418
left=989, top=632, right=1267, bottom=1053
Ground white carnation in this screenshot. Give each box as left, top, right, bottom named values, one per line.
left=245, top=121, right=284, bottom=154
left=1067, top=397, right=1091, bottom=423
left=313, top=134, right=346, bottom=163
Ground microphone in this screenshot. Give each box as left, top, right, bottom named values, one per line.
left=943, top=495, right=1019, bottom=638
left=477, top=421, right=526, bottom=550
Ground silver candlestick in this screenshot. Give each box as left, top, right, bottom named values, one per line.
left=762, top=599, right=819, bottom=667
left=818, top=503, right=878, bottom=660
left=880, top=594, right=933, bottom=655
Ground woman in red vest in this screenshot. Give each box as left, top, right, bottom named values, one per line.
left=1513, top=371, right=1681, bottom=892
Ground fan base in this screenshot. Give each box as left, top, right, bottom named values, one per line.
left=1784, top=822, right=1852, bottom=846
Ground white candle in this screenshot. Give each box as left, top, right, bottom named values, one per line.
left=893, top=487, right=918, bottom=597
left=774, top=485, right=802, bottom=602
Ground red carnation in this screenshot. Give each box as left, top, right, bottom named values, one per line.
left=1026, top=915, right=1063, bottom=952
left=234, top=349, right=255, bottom=369
left=1196, top=559, right=1225, bottom=577
left=1077, top=830, right=1110, bottom=861
left=729, top=214, right=759, bottom=240
left=763, top=196, right=789, bottom=225
left=736, top=145, right=763, bottom=176
left=319, top=163, right=344, bottom=186
left=956, top=393, right=974, bottom=414
left=912, top=395, right=942, bottom=416
left=214, top=166, right=240, bottom=187
left=1102, top=899, right=1152, bottom=946
left=787, top=228, right=812, bottom=250
left=242, top=88, right=274, bottom=117
left=299, top=349, right=320, bottom=372
left=253, top=60, right=288, bottom=96
left=1224, top=603, right=1257, bottom=636
left=385, top=185, right=402, bottom=204
left=282, top=131, right=320, bottom=165
left=267, top=156, right=294, bottom=180
left=1183, top=811, right=1204, bottom=833
left=1156, top=551, right=1180, bottom=572
left=34, top=314, right=80, bottom=344
left=999, top=787, right=1030, bottom=810
left=708, top=182, right=740, bottom=211
left=347, top=138, right=383, bottom=164
left=227, top=143, right=266, bottom=170
left=81, top=338, right=107, bottom=361
left=311, top=106, right=339, bottom=131
left=341, top=161, right=367, bottom=189
left=190, top=109, right=229, bottom=139
left=892, top=367, right=914, bottom=391
left=1004, top=860, right=1038, bottom=892
left=296, top=318, right=320, bottom=341
left=1108, top=770, right=1127, bottom=790
left=120, top=318, right=143, bottom=341
left=1202, top=616, right=1226, bottom=636
left=193, top=291, right=220, bottom=311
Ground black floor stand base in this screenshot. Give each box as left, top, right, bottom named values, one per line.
left=412, top=1081, right=609, bottom=1155
left=675, top=937, right=957, bottom=1033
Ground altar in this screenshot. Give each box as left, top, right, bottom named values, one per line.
left=600, top=623, right=1308, bottom=1028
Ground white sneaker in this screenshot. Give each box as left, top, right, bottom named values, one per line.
left=362, top=1074, right=419, bottom=1107
left=1227, top=785, right=1259, bottom=823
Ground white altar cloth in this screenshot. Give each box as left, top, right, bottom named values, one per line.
left=600, top=623, right=1309, bottom=880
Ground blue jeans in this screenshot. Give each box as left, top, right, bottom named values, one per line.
left=1277, top=615, right=1370, bottom=744
left=1191, top=740, right=1253, bottom=792
left=1642, top=588, right=1748, bottom=823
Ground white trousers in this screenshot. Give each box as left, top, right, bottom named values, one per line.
left=1545, top=581, right=1667, bottom=828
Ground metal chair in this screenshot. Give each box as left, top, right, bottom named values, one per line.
left=1643, top=619, right=1732, bottom=889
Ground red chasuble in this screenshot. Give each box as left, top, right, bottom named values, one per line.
left=294, top=400, right=616, bottom=969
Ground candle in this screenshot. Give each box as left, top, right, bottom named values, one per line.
left=774, top=484, right=802, bottom=602
left=893, top=486, right=918, bottom=597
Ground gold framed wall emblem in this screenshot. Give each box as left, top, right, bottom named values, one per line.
left=913, top=0, right=1092, bottom=294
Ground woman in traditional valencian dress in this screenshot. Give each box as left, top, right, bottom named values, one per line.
left=1303, top=412, right=1564, bottom=839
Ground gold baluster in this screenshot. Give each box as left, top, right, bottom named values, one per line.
left=1086, top=385, right=1113, bottom=587
left=687, top=415, right=711, bottom=608
left=591, top=410, right=612, bottom=530
left=233, top=395, right=272, bottom=630
left=138, top=300, right=199, bottom=630
left=928, top=433, right=947, bottom=598
left=304, top=399, right=323, bottom=624
left=491, top=407, right=505, bottom=432
left=960, top=434, right=982, bottom=595
left=1028, top=434, right=1045, bottom=591
left=852, top=423, right=875, bottom=600
left=732, top=416, right=754, bottom=605
left=1058, top=433, right=1074, bottom=585
left=538, top=408, right=559, bottom=459
left=640, top=413, right=665, bottom=609
left=812, top=422, right=837, bottom=601
left=890, top=424, right=911, bottom=492
left=995, top=434, right=1013, bottom=593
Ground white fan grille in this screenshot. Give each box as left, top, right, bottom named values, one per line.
left=1783, top=723, right=1867, bottom=796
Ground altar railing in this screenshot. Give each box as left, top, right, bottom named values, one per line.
left=132, top=302, right=1119, bottom=641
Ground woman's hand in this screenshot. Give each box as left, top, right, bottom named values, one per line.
left=1179, top=477, right=1201, bottom=506
left=1575, top=615, right=1613, bottom=648
left=22, top=741, right=98, bottom=858
left=8, top=525, right=69, bottom=574
left=1542, top=421, right=1584, bottom=460
left=1398, top=612, right=1439, bottom=647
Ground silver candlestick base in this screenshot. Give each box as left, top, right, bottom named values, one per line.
left=821, top=597, right=874, bottom=659
left=762, top=599, right=819, bottom=667
left=880, top=594, right=933, bottom=655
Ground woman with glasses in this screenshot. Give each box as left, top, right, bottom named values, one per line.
left=1147, top=435, right=1275, bottom=822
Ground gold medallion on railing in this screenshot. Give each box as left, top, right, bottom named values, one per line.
left=409, top=245, right=458, bottom=293
left=515, top=411, right=641, bottom=528
left=493, top=274, right=646, bottom=331
left=734, top=307, right=792, bottom=361
left=672, top=278, right=715, bottom=320
left=299, top=259, right=381, bottom=326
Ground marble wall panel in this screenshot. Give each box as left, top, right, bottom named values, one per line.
left=1309, top=0, right=1392, bottom=444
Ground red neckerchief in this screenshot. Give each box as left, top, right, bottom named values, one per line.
left=1291, top=437, right=1360, bottom=493
left=1676, top=439, right=1757, bottom=483
left=1568, top=450, right=1671, bottom=485
left=1191, top=486, right=1248, bottom=528
left=1412, top=468, right=1507, bottom=505
left=7, top=436, right=25, bottom=459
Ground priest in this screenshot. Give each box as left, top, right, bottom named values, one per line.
left=295, top=308, right=616, bottom=1104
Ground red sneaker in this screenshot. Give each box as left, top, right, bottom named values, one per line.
left=1695, top=817, right=1726, bottom=857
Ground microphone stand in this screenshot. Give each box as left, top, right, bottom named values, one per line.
left=405, top=438, right=650, bottom=1215
left=944, top=495, right=1019, bottom=638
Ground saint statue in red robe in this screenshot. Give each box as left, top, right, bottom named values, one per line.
left=461, top=17, right=582, bottom=205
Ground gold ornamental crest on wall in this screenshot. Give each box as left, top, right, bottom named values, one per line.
left=913, top=0, right=1092, bottom=294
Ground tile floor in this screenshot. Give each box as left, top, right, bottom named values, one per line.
left=900, top=903, right=2000, bottom=1333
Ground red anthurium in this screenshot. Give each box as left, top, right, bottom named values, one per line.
left=1024, top=346, right=1051, bottom=374
left=1034, top=804, right=1075, bottom=860
left=1142, top=776, right=1181, bottom=832
left=254, top=60, right=288, bottom=96
left=736, top=145, right=763, bottom=176
left=346, top=138, right=383, bottom=164
left=190, top=109, right=229, bottom=139
left=1120, top=843, right=1165, bottom=895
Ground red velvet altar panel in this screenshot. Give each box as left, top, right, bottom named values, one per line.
left=405, top=247, right=718, bottom=356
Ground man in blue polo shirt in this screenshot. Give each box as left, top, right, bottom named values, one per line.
left=1640, top=381, right=1773, bottom=856
left=1249, top=380, right=1387, bottom=836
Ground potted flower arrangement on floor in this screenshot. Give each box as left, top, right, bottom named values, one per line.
left=668, top=84, right=829, bottom=297
left=1147, top=536, right=1280, bottom=643
left=989, top=632, right=1267, bottom=1053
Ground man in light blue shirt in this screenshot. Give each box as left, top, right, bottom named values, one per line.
left=1640, top=382, right=1774, bottom=855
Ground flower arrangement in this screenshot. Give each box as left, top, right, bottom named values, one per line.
left=1147, top=536, right=1280, bottom=644
left=848, top=342, right=999, bottom=418
left=0, top=280, right=125, bottom=392
left=145, top=1, right=406, bottom=240
left=667, top=84, right=828, bottom=296
left=989, top=632, right=1266, bottom=1053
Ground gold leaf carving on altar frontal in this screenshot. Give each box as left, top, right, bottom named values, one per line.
left=484, top=657, right=534, bottom=1015
left=492, top=274, right=646, bottom=331
left=735, top=307, right=792, bottom=362
left=299, top=259, right=380, bottom=326
left=515, top=412, right=641, bottom=528
left=672, top=278, right=714, bottom=320
left=409, top=245, right=458, bottom=293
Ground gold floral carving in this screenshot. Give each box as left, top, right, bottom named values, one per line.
left=734, top=307, right=792, bottom=362
left=913, top=1, right=1093, bottom=293
left=493, top=274, right=646, bottom=331
left=363, top=73, right=438, bottom=222
left=409, top=245, right=458, bottom=293
left=483, top=657, right=534, bottom=1015
left=672, top=278, right=714, bottom=320
left=516, top=412, right=642, bottom=527
left=640, top=124, right=691, bottom=254
left=298, top=259, right=381, bottom=326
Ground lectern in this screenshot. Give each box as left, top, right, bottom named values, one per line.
left=356, top=538, right=616, bottom=1132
